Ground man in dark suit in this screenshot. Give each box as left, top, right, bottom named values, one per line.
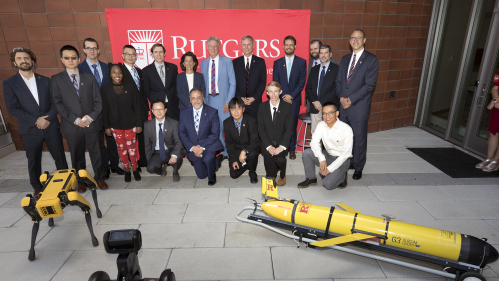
left=178, top=87, right=224, bottom=186
left=52, top=45, right=108, bottom=191
left=143, top=43, right=179, bottom=120
left=308, top=40, right=339, bottom=76
left=305, top=45, right=339, bottom=134
left=3, top=47, right=68, bottom=198
left=223, top=97, right=259, bottom=183
left=336, top=29, right=379, bottom=180
left=78, top=38, right=123, bottom=178
left=144, top=100, right=183, bottom=182
left=120, top=44, right=149, bottom=169
left=273, top=36, right=307, bottom=160
left=258, top=82, right=293, bottom=186
left=232, top=36, right=267, bottom=119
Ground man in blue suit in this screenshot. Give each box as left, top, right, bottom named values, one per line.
left=178, top=88, right=224, bottom=186
left=3, top=48, right=68, bottom=198
left=336, top=29, right=379, bottom=180
left=200, top=36, right=236, bottom=159
left=273, top=35, right=307, bottom=160
left=78, top=38, right=124, bottom=178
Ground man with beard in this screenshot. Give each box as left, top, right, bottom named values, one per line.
left=308, top=40, right=338, bottom=76
left=3, top=47, right=68, bottom=199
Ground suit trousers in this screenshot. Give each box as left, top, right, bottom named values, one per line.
left=147, top=150, right=183, bottom=175
left=98, top=117, right=119, bottom=170
left=262, top=147, right=287, bottom=179
left=289, top=101, right=301, bottom=152
left=302, top=148, right=350, bottom=190
left=22, top=130, right=68, bottom=190
left=310, top=111, right=322, bottom=134
left=205, top=95, right=229, bottom=156
left=229, top=149, right=258, bottom=179
left=137, top=131, right=147, bottom=167
left=186, top=150, right=218, bottom=180
left=341, top=114, right=368, bottom=171
left=66, top=131, right=105, bottom=183
left=243, top=102, right=259, bottom=120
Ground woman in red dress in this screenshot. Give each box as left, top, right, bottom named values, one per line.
left=476, top=79, right=499, bottom=172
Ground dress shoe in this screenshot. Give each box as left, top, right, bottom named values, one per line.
left=250, top=175, right=258, bottom=184
left=352, top=171, right=362, bottom=180
left=98, top=181, right=108, bottom=189
left=125, top=172, right=131, bottom=182
left=297, top=178, right=317, bottom=188
left=33, top=190, right=41, bottom=200
left=77, top=184, right=87, bottom=193
left=337, top=172, right=348, bottom=189
left=111, top=167, right=125, bottom=175
left=216, top=154, right=225, bottom=169
left=173, top=173, right=180, bottom=182
left=277, top=175, right=286, bottom=186
left=289, top=151, right=296, bottom=160
left=136, top=167, right=142, bottom=172
left=161, top=165, right=168, bottom=177
left=133, top=171, right=141, bottom=181
left=104, top=168, right=110, bottom=179
left=208, top=174, right=217, bottom=186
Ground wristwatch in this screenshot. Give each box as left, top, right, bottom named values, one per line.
left=494, top=98, right=497, bottom=103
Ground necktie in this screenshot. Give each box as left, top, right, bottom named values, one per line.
left=272, top=107, right=277, bottom=126
left=92, top=64, right=102, bottom=87
left=347, top=53, right=356, bottom=84
left=158, top=123, right=166, bottom=161
left=72, top=74, right=79, bottom=96
left=245, top=57, right=250, bottom=96
left=195, top=110, right=200, bottom=134
left=131, top=67, right=140, bottom=90
left=236, top=121, right=241, bottom=136
left=211, top=60, right=216, bottom=97
left=159, top=65, right=165, bottom=86
left=318, top=66, right=326, bottom=99
left=286, top=58, right=291, bottom=83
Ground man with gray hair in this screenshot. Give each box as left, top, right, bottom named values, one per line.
left=200, top=36, right=236, bottom=160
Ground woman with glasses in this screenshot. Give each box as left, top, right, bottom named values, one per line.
left=176, top=51, right=206, bottom=109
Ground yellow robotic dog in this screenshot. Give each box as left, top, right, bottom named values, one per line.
left=21, top=169, right=103, bottom=261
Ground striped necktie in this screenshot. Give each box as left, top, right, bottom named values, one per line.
left=131, top=67, right=140, bottom=90
left=92, top=64, right=102, bottom=87
left=211, top=60, right=216, bottom=97
left=72, top=74, right=79, bottom=96
left=347, top=54, right=356, bottom=84
left=195, top=110, right=200, bottom=134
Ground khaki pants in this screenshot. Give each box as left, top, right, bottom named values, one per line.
left=311, top=110, right=322, bottom=134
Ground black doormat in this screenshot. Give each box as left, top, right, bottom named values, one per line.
left=407, top=147, right=499, bottom=178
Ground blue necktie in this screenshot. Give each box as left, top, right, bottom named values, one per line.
left=92, top=64, right=102, bottom=87
left=318, top=66, right=326, bottom=99
left=72, top=74, right=79, bottom=96
left=131, top=67, right=140, bottom=90
left=195, top=111, right=200, bottom=134
left=286, top=58, right=291, bottom=83
left=158, top=123, right=166, bottom=161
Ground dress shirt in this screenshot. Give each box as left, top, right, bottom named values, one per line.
left=285, top=55, right=295, bottom=71
left=317, top=60, right=331, bottom=96
left=86, top=59, right=103, bottom=81
left=124, top=63, right=139, bottom=87
left=208, top=55, right=220, bottom=93
left=154, top=118, right=176, bottom=158
left=66, top=69, right=93, bottom=125
left=267, top=100, right=286, bottom=151
left=244, top=54, right=252, bottom=69
left=20, top=72, right=39, bottom=105
left=186, top=73, right=194, bottom=92
left=191, top=106, right=205, bottom=151
left=347, top=48, right=364, bottom=79
left=312, top=59, right=320, bottom=67
left=311, top=120, right=353, bottom=173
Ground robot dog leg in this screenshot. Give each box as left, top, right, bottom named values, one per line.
left=67, top=191, right=99, bottom=246
left=78, top=169, right=102, bottom=218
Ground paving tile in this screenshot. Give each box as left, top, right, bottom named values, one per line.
left=366, top=139, right=404, bottom=146
left=387, top=173, right=467, bottom=186
left=139, top=222, right=225, bottom=248
left=440, top=185, right=499, bottom=201
left=300, top=186, right=379, bottom=202
left=385, top=145, right=414, bottom=153
left=225, top=222, right=297, bottom=247
left=0, top=179, right=7, bottom=185
left=229, top=187, right=303, bottom=203
left=419, top=200, right=499, bottom=220
left=369, top=186, right=453, bottom=201
left=98, top=205, right=187, bottom=224
left=347, top=174, right=399, bottom=186
left=405, top=162, right=442, bottom=173
left=96, top=175, right=130, bottom=189
left=167, top=248, right=274, bottom=280
left=126, top=175, right=197, bottom=189
left=271, top=246, right=386, bottom=279
left=486, top=220, right=499, bottom=232
left=52, top=249, right=171, bottom=281
left=335, top=278, right=447, bottom=281
left=85, top=189, right=160, bottom=205
left=182, top=203, right=250, bottom=223
left=364, top=162, right=418, bottom=174
left=0, top=226, right=53, bottom=252
left=0, top=251, right=73, bottom=281
left=367, top=153, right=425, bottom=163
left=0, top=179, right=33, bottom=192
left=367, top=146, right=392, bottom=154
left=461, top=177, right=499, bottom=186
left=154, top=188, right=229, bottom=204
left=372, top=250, right=451, bottom=278
left=14, top=205, right=111, bottom=227
left=0, top=207, right=28, bottom=227
left=0, top=192, right=19, bottom=206
left=400, top=138, right=453, bottom=146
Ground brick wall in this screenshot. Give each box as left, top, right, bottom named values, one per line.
left=0, top=0, right=433, bottom=150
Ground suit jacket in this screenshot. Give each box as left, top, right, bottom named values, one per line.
left=101, top=82, right=143, bottom=129
left=178, top=104, right=224, bottom=152
left=176, top=71, right=206, bottom=109
left=51, top=70, right=102, bottom=134
left=144, top=117, right=183, bottom=162
left=232, top=55, right=267, bottom=105
left=78, top=59, right=109, bottom=86
left=273, top=55, right=307, bottom=105
left=3, top=73, right=60, bottom=135
left=120, top=64, right=149, bottom=122
left=200, top=55, right=236, bottom=104
left=257, top=101, right=293, bottom=149
left=223, top=113, right=259, bottom=164
left=142, top=61, right=179, bottom=119
left=335, top=50, right=379, bottom=121
left=305, top=63, right=340, bottom=114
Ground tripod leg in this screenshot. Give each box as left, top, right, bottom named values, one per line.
left=48, top=218, right=54, bottom=227
left=28, top=221, right=40, bottom=261
left=84, top=211, right=99, bottom=246
left=90, top=187, right=102, bottom=218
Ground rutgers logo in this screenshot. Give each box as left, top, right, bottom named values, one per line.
left=267, top=184, right=274, bottom=191
left=128, top=30, right=163, bottom=69
left=299, top=206, right=309, bottom=214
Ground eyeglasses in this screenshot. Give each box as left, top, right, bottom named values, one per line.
left=350, top=36, right=364, bottom=41
left=322, top=110, right=337, bottom=116
left=63, top=56, right=78, bottom=61
left=123, top=53, right=137, bottom=57
left=12, top=47, right=25, bottom=52
left=85, top=47, right=98, bottom=51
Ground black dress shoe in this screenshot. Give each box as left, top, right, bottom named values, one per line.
left=250, top=175, right=258, bottom=184
left=353, top=171, right=362, bottom=180
left=297, top=178, right=317, bottom=188
left=338, top=172, right=348, bottom=188
left=104, top=168, right=110, bottom=179
left=133, top=171, right=141, bottom=181
left=208, top=174, right=217, bottom=186
left=124, top=171, right=131, bottom=182
left=112, top=167, right=125, bottom=175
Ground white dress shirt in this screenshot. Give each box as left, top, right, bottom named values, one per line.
left=244, top=54, right=252, bottom=69
left=20, top=72, right=38, bottom=105
left=347, top=48, right=364, bottom=79
left=208, top=55, right=220, bottom=94
left=267, top=100, right=287, bottom=151
left=311, top=119, right=353, bottom=173
left=154, top=118, right=176, bottom=158
left=186, top=73, right=194, bottom=92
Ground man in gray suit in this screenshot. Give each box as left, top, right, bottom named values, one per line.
left=336, top=29, right=379, bottom=180
left=51, top=45, right=107, bottom=191
left=144, top=100, right=183, bottom=182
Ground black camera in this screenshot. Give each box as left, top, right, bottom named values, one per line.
left=89, top=229, right=175, bottom=281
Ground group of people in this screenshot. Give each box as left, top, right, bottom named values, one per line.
left=3, top=29, right=380, bottom=197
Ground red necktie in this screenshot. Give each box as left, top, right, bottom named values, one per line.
left=347, top=54, right=356, bottom=84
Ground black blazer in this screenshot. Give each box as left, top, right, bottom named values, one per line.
left=232, top=55, right=267, bottom=105
left=101, top=82, right=143, bottom=130
left=120, top=64, right=149, bottom=121
left=142, top=61, right=179, bottom=120
left=257, top=101, right=293, bottom=150
left=3, top=73, right=60, bottom=135
left=144, top=117, right=184, bottom=162
left=51, top=70, right=102, bottom=134
left=223, top=113, right=259, bottom=164
left=176, top=71, right=206, bottom=109
left=305, top=63, right=340, bottom=114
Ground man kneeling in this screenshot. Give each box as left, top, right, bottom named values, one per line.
left=298, top=102, right=353, bottom=190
